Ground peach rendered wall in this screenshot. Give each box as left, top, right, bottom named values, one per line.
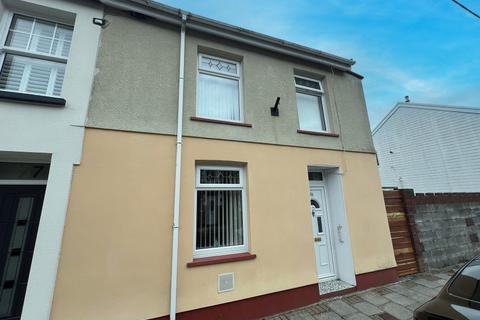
left=51, top=128, right=395, bottom=319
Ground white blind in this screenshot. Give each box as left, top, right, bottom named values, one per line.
left=297, top=92, right=326, bottom=131
left=0, top=55, right=65, bottom=96
left=196, top=190, right=244, bottom=249
left=5, top=14, right=73, bottom=58
left=198, top=73, right=240, bottom=121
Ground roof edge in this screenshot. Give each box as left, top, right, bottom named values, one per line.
left=372, top=102, right=480, bottom=135
left=99, top=0, right=358, bottom=73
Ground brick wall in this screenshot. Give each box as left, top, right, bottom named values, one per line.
left=389, top=190, right=480, bottom=271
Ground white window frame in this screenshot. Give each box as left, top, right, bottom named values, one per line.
left=196, top=53, right=244, bottom=123
left=0, top=11, right=73, bottom=97
left=193, top=165, right=249, bottom=258
left=294, top=75, right=330, bottom=132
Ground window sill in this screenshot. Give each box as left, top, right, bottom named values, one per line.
left=190, top=116, right=253, bottom=128
left=297, top=129, right=339, bottom=137
left=0, top=91, right=66, bottom=107
left=187, top=252, right=256, bottom=268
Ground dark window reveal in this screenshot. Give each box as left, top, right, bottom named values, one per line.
left=308, top=171, right=323, bottom=181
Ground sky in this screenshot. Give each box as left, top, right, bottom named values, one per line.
left=160, top=0, right=480, bottom=128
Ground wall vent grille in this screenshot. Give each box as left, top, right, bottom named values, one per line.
left=218, top=273, right=234, bottom=293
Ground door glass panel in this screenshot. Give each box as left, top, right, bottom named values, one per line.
left=0, top=197, right=34, bottom=317
left=317, top=216, right=323, bottom=233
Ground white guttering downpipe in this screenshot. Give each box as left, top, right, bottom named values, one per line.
left=170, top=13, right=187, bottom=320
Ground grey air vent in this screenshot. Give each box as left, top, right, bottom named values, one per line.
left=218, top=272, right=235, bottom=293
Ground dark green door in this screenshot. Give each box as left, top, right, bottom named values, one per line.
left=0, top=185, right=45, bottom=320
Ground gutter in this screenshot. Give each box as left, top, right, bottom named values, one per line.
left=98, top=0, right=362, bottom=77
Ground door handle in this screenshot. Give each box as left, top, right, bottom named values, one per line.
left=337, top=225, right=344, bottom=243
left=314, top=236, right=322, bottom=242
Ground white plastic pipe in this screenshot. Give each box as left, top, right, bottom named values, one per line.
left=169, top=13, right=187, bottom=320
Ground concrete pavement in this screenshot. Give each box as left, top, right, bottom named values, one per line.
left=262, top=271, right=454, bottom=320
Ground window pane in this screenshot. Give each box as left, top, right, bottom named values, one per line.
left=0, top=55, right=66, bottom=96
left=295, top=77, right=321, bottom=90
left=51, top=26, right=73, bottom=57
left=201, top=56, right=237, bottom=75
left=53, top=68, right=65, bottom=96
left=296, top=92, right=326, bottom=131
left=198, top=73, right=240, bottom=121
left=317, top=216, right=323, bottom=233
left=28, top=20, right=55, bottom=54
left=449, top=259, right=480, bottom=302
left=5, top=31, right=30, bottom=50
left=200, top=169, right=240, bottom=184
left=5, top=15, right=34, bottom=50
left=0, top=55, right=26, bottom=91
left=196, top=190, right=243, bottom=249
left=28, top=35, right=53, bottom=54
left=308, top=172, right=323, bottom=181
left=9, top=15, right=34, bottom=33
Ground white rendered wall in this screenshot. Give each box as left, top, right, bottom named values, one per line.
left=0, top=1, right=102, bottom=319
left=325, top=169, right=356, bottom=286
left=373, top=104, right=480, bottom=193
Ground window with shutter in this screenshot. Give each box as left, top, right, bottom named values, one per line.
left=0, top=14, right=73, bottom=97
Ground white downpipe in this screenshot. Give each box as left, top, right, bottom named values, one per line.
left=170, top=13, right=187, bottom=320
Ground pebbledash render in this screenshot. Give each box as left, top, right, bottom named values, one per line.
left=48, top=1, right=396, bottom=320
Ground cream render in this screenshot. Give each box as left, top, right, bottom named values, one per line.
left=51, top=129, right=395, bottom=319
left=48, top=1, right=396, bottom=319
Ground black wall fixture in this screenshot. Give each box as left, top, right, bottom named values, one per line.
left=271, top=97, right=280, bottom=116
left=92, top=17, right=107, bottom=27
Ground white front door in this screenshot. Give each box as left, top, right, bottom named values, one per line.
left=310, top=187, right=336, bottom=281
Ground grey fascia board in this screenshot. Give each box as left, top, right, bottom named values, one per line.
left=99, top=0, right=357, bottom=72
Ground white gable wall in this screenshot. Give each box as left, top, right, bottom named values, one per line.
left=373, top=104, right=480, bottom=193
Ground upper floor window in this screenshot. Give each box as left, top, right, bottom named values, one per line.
left=295, top=76, right=329, bottom=132
left=197, top=54, right=242, bottom=122
left=195, top=166, right=248, bottom=257
left=0, top=14, right=73, bottom=97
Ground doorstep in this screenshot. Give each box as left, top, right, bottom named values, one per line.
left=319, top=279, right=355, bottom=296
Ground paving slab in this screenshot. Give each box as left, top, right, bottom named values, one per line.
left=406, top=300, right=426, bottom=312
left=384, top=292, right=416, bottom=306
left=409, top=292, right=432, bottom=304
left=413, top=278, right=443, bottom=288
left=381, top=302, right=412, bottom=320
left=409, top=284, right=439, bottom=297
left=359, top=291, right=389, bottom=306
left=436, top=273, right=453, bottom=280
left=262, top=270, right=447, bottom=320
left=344, top=313, right=372, bottom=320
left=352, top=301, right=382, bottom=315
left=326, top=300, right=356, bottom=316
left=312, top=312, right=342, bottom=320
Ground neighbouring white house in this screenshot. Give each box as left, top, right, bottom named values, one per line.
left=373, top=102, right=480, bottom=193
left=0, top=1, right=102, bottom=319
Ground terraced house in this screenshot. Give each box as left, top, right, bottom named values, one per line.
left=0, top=1, right=397, bottom=320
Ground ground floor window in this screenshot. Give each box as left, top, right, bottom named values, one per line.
left=194, top=166, right=247, bottom=257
